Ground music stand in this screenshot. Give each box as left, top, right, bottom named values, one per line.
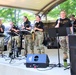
left=7, top=31, right=19, bottom=63
left=48, top=28, right=57, bottom=37
left=56, top=27, right=66, bottom=67
left=56, top=27, right=70, bottom=36
left=48, top=27, right=70, bottom=67
left=19, top=30, right=31, bottom=57
left=20, top=30, right=31, bottom=34
left=47, top=28, right=58, bottom=68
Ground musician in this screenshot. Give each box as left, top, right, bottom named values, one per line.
left=55, top=10, right=73, bottom=67
left=22, top=16, right=34, bottom=55
left=7, top=22, right=21, bottom=57
left=0, top=19, right=5, bottom=54
left=34, top=15, right=45, bottom=54
left=70, top=15, right=76, bottom=32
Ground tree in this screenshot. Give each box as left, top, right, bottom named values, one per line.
left=0, top=8, right=21, bottom=25
left=0, top=7, right=35, bottom=25
left=48, top=0, right=76, bottom=19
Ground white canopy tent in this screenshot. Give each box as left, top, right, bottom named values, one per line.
left=0, top=0, right=66, bottom=15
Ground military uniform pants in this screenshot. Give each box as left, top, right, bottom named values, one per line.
left=0, top=37, right=4, bottom=53
left=35, top=31, right=45, bottom=54
left=24, top=34, right=34, bottom=54
left=59, top=36, right=68, bottom=59
left=7, top=36, right=20, bottom=53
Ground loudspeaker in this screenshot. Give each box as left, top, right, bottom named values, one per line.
left=68, top=34, right=76, bottom=75
left=26, top=54, right=49, bottom=68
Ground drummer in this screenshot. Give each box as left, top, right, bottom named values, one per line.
left=0, top=19, right=5, bottom=54
left=22, top=16, right=34, bottom=55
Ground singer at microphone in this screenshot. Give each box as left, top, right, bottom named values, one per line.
left=55, top=10, right=73, bottom=68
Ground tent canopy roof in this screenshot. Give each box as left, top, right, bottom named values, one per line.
left=0, top=0, right=66, bottom=15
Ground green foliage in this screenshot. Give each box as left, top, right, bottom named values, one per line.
left=0, top=7, right=35, bottom=25
left=0, top=8, right=21, bottom=25
left=21, top=12, right=35, bottom=21
left=0, top=0, right=76, bottom=23
left=48, top=0, right=76, bottom=19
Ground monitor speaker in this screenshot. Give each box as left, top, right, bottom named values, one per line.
left=26, top=54, right=49, bottom=68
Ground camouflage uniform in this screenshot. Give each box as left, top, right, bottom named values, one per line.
left=24, top=34, right=34, bottom=54
left=23, top=20, right=34, bottom=55
left=35, top=31, right=44, bottom=54
left=34, top=21, right=45, bottom=54
left=7, top=25, right=21, bottom=54
left=59, top=36, right=68, bottom=54
left=0, top=37, right=4, bottom=53
left=0, top=25, right=5, bottom=54
left=56, top=17, right=72, bottom=60
left=7, top=36, right=20, bottom=53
